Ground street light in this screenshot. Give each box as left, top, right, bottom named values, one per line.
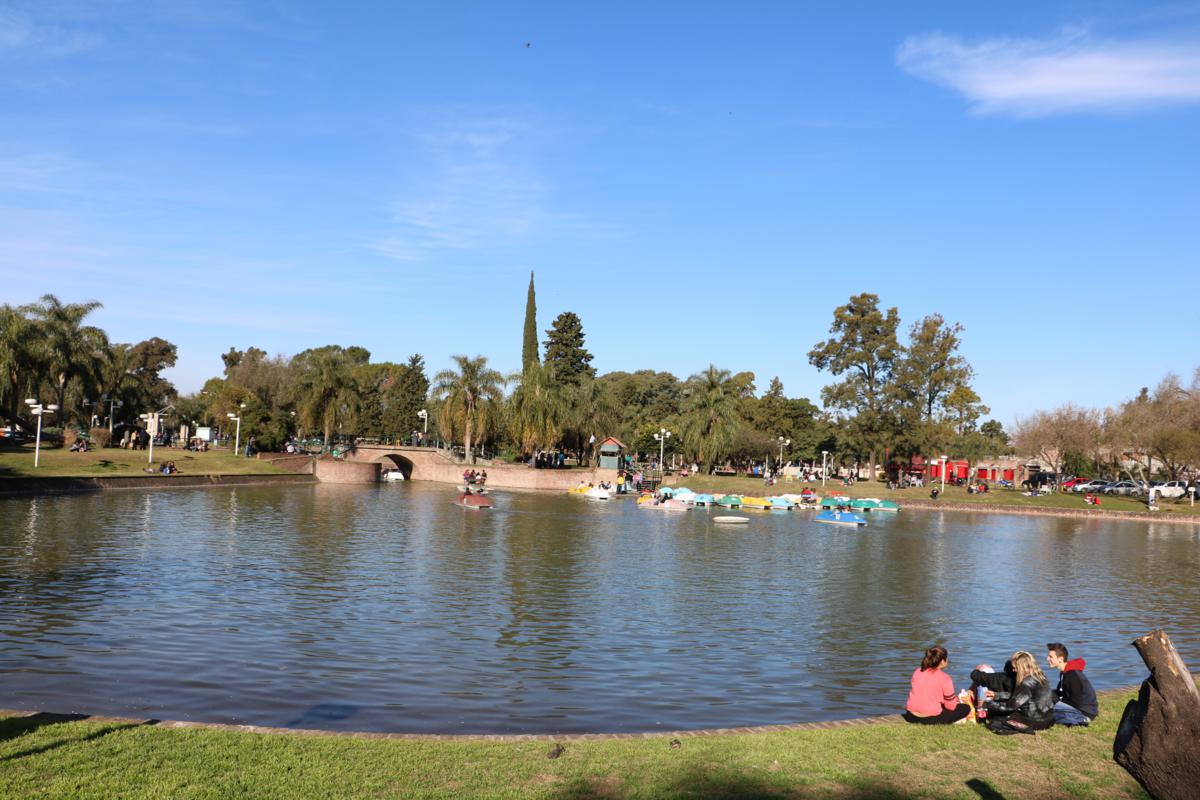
left=227, top=403, right=245, bottom=456
left=654, top=428, right=671, bottom=470
left=777, top=436, right=791, bottom=470
left=24, top=399, right=58, bottom=468
left=822, top=450, right=829, bottom=487
left=940, top=454, right=948, bottom=493
left=417, top=408, right=428, bottom=441
left=140, top=404, right=175, bottom=466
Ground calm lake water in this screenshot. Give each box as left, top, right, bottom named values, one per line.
left=1, top=483, right=1198, bottom=734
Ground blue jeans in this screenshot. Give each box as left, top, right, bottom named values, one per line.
left=1053, top=701, right=1090, bottom=726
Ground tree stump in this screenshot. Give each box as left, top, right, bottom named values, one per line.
left=1113, top=629, right=1200, bottom=800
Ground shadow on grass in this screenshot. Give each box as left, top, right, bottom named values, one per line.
left=966, top=778, right=1006, bottom=800
left=0, top=713, right=150, bottom=762
left=551, top=766, right=938, bottom=799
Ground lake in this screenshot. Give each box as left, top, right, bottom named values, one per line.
left=1, top=482, right=1197, bottom=734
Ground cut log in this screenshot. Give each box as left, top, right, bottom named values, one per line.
left=1113, top=629, right=1200, bottom=800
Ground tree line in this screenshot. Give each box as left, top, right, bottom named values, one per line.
left=5, top=288, right=1026, bottom=478
left=1013, top=371, right=1200, bottom=481
left=1, top=295, right=177, bottom=442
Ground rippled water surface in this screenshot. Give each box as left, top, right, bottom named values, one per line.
left=1, top=483, right=1198, bottom=733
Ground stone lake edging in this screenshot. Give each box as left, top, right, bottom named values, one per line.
left=0, top=473, right=316, bottom=497
left=1, top=685, right=1149, bottom=742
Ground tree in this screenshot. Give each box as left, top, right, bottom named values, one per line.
left=0, top=303, right=39, bottom=429
left=1012, top=404, right=1102, bottom=477
left=980, top=419, right=1010, bottom=448
left=543, top=312, right=595, bottom=385
left=431, top=355, right=505, bottom=464
left=290, top=346, right=360, bottom=445
left=507, top=361, right=566, bottom=455
left=522, top=271, right=539, bottom=374
left=678, top=365, right=744, bottom=467
left=944, top=384, right=989, bottom=435
left=892, top=314, right=974, bottom=422
left=808, top=293, right=901, bottom=480
left=27, top=294, right=109, bottom=425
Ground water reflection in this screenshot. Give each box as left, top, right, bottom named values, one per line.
left=0, top=483, right=1197, bottom=734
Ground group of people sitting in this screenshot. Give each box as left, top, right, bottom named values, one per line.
left=462, top=469, right=487, bottom=487
left=904, top=643, right=1098, bottom=734
left=69, top=438, right=90, bottom=452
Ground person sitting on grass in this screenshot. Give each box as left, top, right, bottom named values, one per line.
left=903, top=645, right=972, bottom=724
left=982, top=651, right=1056, bottom=732
left=1046, top=643, right=1098, bottom=726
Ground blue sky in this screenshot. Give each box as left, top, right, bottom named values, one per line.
left=2, top=1, right=1198, bottom=425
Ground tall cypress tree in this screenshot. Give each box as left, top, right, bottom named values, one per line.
left=522, top=271, right=539, bottom=374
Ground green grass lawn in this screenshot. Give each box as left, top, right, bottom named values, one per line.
left=671, top=475, right=1199, bottom=518
left=0, top=443, right=288, bottom=479
left=0, top=691, right=1149, bottom=799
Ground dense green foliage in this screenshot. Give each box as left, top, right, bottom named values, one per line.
left=542, top=311, right=595, bottom=386
left=0, top=295, right=175, bottom=437
left=5, top=287, right=1196, bottom=480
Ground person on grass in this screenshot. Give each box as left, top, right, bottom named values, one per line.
left=983, top=651, right=1056, bottom=731
left=903, top=645, right=971, bottom=724
left=1046, top=643, right=1098, bottom=726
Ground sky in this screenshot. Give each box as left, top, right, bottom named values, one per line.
left=2, top=0, right=1198, bottom=426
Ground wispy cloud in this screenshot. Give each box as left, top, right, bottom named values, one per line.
left=0, top=8, right=100, bottom=57
left=897, top=28, right=1200, bottom=116
left=370, top=117, right=550, bottom=261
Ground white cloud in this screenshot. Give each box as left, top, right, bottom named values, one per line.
left=369, top=118, right=550, bottom=261
left=0, top=8, right=100, bottom=56
left=897, top=28, right=1200, bottom=116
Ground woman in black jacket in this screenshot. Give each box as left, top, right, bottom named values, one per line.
left=985, top=651, right=1056, bottom=730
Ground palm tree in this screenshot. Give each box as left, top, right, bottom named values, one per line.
left=562, top=377, right=618, bottom=464
left=679, top=365, right=743, bottom=468
left=431, top=355, right=504, bottom=464
left=506, top=361, right=566, bottom=456
left=291, top=347, right=358, bottom=446
left=27, top=294, right=109, bottom=425
left=0, top=304, right=39, bottom=427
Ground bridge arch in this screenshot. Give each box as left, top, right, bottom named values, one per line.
left=376, top=453, right=415, bottom=480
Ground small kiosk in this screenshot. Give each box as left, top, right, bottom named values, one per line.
left=598, top=437, right=626, bottom=469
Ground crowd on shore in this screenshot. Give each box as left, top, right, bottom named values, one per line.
left=904, top=643, right=1098, bottom=734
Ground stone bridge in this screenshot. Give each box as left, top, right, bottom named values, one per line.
left=347, top=445, right=614, bottom=491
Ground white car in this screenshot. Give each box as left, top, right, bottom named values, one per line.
left=1072, top=479, right=1110, bottom=494
left=1154, top=480, right=1189, bottom=499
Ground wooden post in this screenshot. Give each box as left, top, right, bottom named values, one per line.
left=1113, top=629, right=1200, bottom=800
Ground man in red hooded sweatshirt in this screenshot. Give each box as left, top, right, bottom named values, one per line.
left=1047, top=643, right=1099, bottom=726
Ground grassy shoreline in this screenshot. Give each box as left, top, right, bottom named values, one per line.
left=0, top=443, right=288, bottom=479
left=671, top=474, right=1200, bottom=520
left=0, top=691, right=1151, bottom=799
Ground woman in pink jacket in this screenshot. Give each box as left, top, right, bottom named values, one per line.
left=903, top=645, right=971, bottom=724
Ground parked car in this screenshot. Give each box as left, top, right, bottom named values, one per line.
left=1072, top=479, right=1110, bottom=493
left=1155, top=480, right=1190, bottom=499
left=1022, top=472, right=1059, bottom=490
left=1060, top=477, right=1084, bottom=490
left=1103, top=480, right=1146, bottom=496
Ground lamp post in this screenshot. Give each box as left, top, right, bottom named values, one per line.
left=417, top=409, right=428, bottom=445
left=654, top=428, right=671, bottom=471
left=940, top=454, right=948, bottom=493
left=777, top=437, right=791, bottom=470
left=140, top=404, right=175, bottom=465
left=821, top=450, right=829, bottom=487
left=24, top=399, right=58, bottom=468
left=227, top=403, right=245, bottom=456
